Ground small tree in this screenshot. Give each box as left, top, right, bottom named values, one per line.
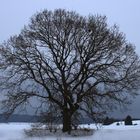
left=125, top=115, right=132, bottom=125
left=39, top=102, right=61, bottom=132
left=0, top=9, right=140, bottom=133
left=103, top=117, right=115, bottom=125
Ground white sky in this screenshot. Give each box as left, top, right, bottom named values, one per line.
left=0, top=0, right=140, bottom=118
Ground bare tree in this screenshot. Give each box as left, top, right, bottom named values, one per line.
left=0, top=9, right=140, bottom=132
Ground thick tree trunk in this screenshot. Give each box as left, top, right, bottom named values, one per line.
left=62, top=109, right=72, bottom=133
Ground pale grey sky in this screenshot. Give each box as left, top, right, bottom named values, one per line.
left=0, top=0, right=140, bottom=54
left=0, top=0, right=140, bottom=118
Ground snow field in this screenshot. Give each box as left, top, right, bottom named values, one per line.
left=0, top=121, right=140, bottom=140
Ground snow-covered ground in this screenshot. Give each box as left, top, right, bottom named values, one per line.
left=1, top=121, right=140, bottom=140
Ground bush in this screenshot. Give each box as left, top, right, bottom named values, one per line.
left=116, top=122, right=120, bottom=126
left=124, top=115, right=132, bottom=125
left=24, top=124, right=94, bottom=137
left=103, top=117, right=115, bottom=125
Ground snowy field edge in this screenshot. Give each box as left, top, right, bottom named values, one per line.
left=0, top=121, right=140, bottom=140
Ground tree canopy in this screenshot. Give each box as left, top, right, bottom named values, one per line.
left=0, top=9, right=140, bottom=132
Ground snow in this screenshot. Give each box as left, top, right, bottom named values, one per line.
left=1, top=121, right=140, bottom=140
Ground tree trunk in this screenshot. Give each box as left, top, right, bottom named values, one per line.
left=62, top=109, right=72, bottom=133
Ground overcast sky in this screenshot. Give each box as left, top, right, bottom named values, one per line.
left=0, top=0, right=140, bottom=118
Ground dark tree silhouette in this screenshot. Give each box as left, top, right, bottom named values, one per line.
left=0, top=9, right=140, bottom=133
left=125, top=115, right=133, bottom=125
